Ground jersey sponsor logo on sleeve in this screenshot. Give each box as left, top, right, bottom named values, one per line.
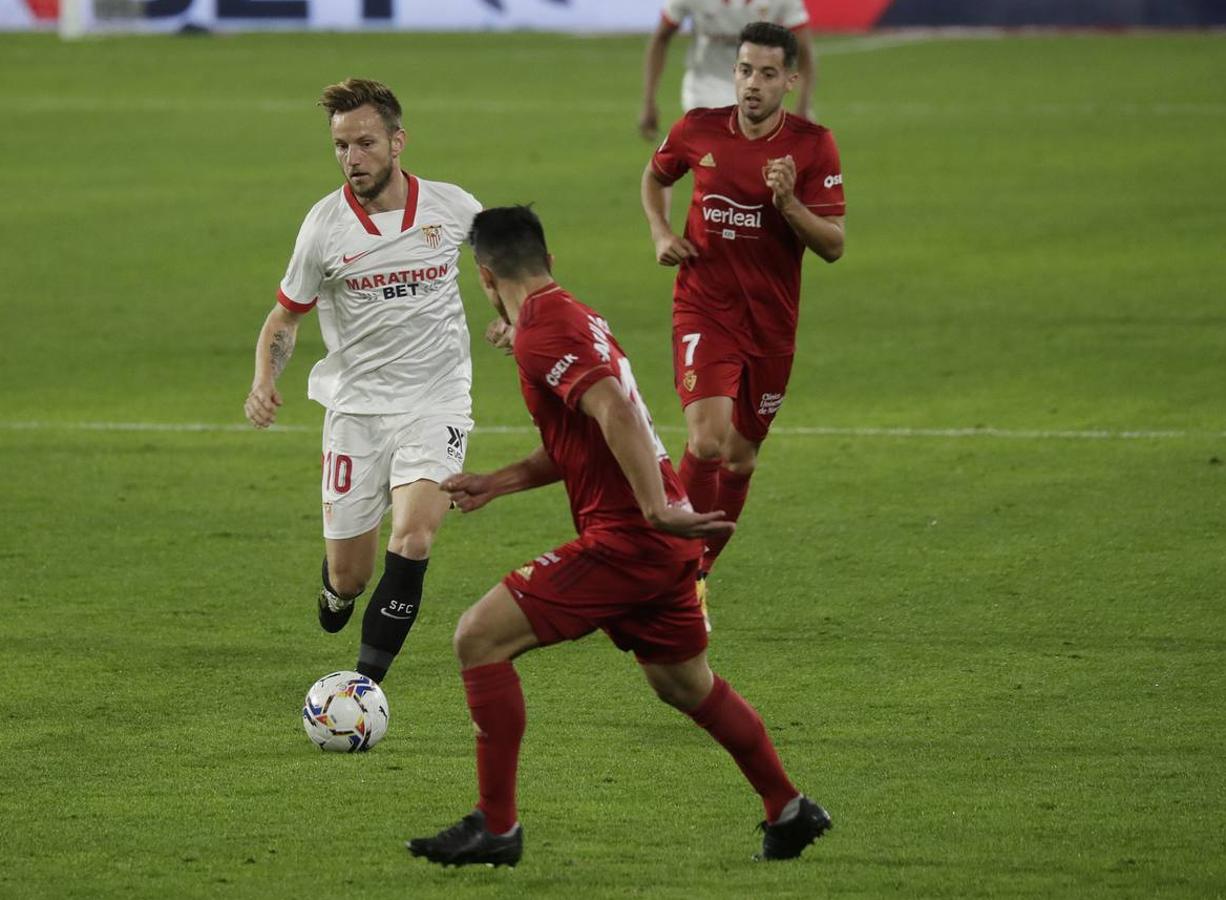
left=699, top=152, right=716, bottom=167
left=586, top=315, right=613, bottom=362
left=546, top=353, right=580, bottom=387
left=824, top=173, right=843, bottom=189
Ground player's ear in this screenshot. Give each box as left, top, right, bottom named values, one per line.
left=546, top=253, right=555, bottom=273
left=391, top=127, right=407, bottom=157
left=785, top=69, right=800, bottom=92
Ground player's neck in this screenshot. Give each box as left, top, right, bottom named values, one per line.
left=500, top=274, right=557, bottom=324
left=359, top=167, right=408, bottom=215
left=737, top=107, right=785, bottom=140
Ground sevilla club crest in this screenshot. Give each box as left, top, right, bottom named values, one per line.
left=421, top=224, right=443, bottom=249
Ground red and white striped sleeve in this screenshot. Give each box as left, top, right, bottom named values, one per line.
left=660, top=0, right=689, bottom=29
left=781, top=0, right=811, bottom=31
left=277, top=205, right=323, bottom=314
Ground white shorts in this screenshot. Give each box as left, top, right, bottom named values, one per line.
left=320, top=409, right=473, bottom=540
left=681, top=72, right=736, bottom=112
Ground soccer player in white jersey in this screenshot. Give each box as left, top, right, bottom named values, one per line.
left=639, top=1, right=815, bottom=141
left=244, top=78, right=481, bottom=684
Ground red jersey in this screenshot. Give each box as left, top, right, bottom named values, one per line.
left=513, top=282, right=700, bottom=564
left=651, top=107, right=846, bottom=355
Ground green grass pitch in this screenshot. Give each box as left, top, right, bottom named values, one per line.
left=1, top=28, right=1224, bottom=899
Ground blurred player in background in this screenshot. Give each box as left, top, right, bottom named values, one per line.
left=639, top=0, right=815, bottom=141
left=244, top=78, right=481, bottom=684
left=640, top=23, right=846, bottom=625
left=406, top=205, right=831, bottom=868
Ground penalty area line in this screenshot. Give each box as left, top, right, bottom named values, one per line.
left=0, top=421, right=1219, bottom=441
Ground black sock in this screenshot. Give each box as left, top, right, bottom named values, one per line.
left=356, top=551, right=428, bottom=682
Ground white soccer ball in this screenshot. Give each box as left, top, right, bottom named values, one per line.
left=302, top=670, right=389, bottom=752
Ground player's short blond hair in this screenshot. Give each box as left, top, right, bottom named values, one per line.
left=319, top=78, right=403, bottom=135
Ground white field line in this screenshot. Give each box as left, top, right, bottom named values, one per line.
left=813, top=31, right=963, bottom=55
left=12, top=94, right=1224, bottom=118
left=0, top=421, right=1219, bottom=441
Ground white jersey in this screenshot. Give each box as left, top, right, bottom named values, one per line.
left=278, top=172, right=480, bottom=416
left=662, top=0, right=809, bottom=110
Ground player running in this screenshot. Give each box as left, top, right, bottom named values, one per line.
left=244, top=78, right=480, bottom=684
left=406, top=205, right=831, bottom=868
left=640, top=22, right=846, bottom=624
left=639, top=0, right=815, bottom=142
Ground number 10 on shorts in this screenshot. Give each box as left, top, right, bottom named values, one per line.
left=322, top=451, right=353, bottom=494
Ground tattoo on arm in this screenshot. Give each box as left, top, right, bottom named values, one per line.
left=270, top=328, right=295, bottom=378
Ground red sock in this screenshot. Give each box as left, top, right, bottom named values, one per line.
left=462, top=662, right=525, bottom=834
left=687, top=676, right=797, bottom=822
left=679, top=448, right=722, bottom=515
left=702, top=468, right=752, bottom=571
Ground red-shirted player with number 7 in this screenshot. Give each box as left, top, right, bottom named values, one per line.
left=406, top=206, right=831, bottom=868
left=641, top=22, right=847, bottom=625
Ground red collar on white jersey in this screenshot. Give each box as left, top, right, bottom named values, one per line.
left=342, top=170, right=420, bottom=236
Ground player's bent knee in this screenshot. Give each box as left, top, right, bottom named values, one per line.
left=644, top=670, right=707, bottom=711
left=453, top=610, right=499, bottom=667
left=687, top=433, right=725, bottom=462
left=388, top=528, right=436, bottom=561
left=328, top=567, right=369, bottom=598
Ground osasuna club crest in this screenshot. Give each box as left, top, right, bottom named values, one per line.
left=422, top=224, right=443, bottom=249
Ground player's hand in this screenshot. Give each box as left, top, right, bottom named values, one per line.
left=441, top=472, right=500, bottom=513
left=638, top=104, right=660, bottom=143
left=763, top=155, right=798, bottom=209
left=244, top=382, right=282, bottom=429
left=654, top=232, right=698, bottom=267
left=485, top=318, right=515, bottom=356
left=647, top=505, right=736, bottom=539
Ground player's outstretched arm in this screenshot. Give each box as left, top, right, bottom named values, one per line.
left=245, top=303, right=303, bottom=429
left=639, top=17, right=679, bottom=142
left=641, top=164, right=697, bottom=267
left=441, top=447, right=561, bottom=513
left=764, top=156, right=844, bottom=262
left=579, top=377, right=734, bottom=540
left=794, top=34, right=816, bottom=120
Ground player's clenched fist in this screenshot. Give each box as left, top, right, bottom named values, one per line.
left=485, top=318, right=515, bottom=355
left=763, top=155, right=797, bottom=209
left=244, top=383, right=282, bottom=429
left=653, top=232, right=698, bottom=267
left=440, top=472, right=499, bottom=513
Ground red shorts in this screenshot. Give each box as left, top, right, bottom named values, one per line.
left=502, top=534, right=707, bottom=665
left=672, top=314, right=794, bottom=444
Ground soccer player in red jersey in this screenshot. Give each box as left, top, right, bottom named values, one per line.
left=406, top=206, right=832, bottom=868
left=641, top=22, right=847, bottom=622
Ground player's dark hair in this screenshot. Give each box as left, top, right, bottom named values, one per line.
left=738, top=21, right=799, bottom=70
left=468, top=205, right=552, bottom=279
left=319, top=78, right=403, bottom=135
